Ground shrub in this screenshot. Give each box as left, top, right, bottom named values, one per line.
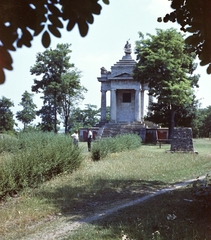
left=91, top=139, right=109, bottom=160
left=0, top=132, right=83, bottom=199
left=0, top=134, right=19, bottom=153
left=192, top=174, right=211, bottom=208
left=91, top=134, right=141, bottom=161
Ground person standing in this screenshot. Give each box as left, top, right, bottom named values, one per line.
left=87, top=128, right=93, bottom=152
left=71, top=130, right=79, bottom=147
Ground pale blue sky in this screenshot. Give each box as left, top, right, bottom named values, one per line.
left=1, top=0, right=211, bottom=128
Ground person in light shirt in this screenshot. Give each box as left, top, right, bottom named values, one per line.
left=87, top=128, right=93, bottom=152
left=71, top=130, right=79, bottom=147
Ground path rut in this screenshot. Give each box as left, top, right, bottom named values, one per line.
left=22, top=177, right=202, bottom=240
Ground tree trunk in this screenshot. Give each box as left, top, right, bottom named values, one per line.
left=64, top=115, right=68, bottom=134
left=54, top=93, right=57, bottom=133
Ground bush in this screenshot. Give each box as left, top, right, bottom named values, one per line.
left=192, top=174, right=211, bottom=208
left=0, top=134, right=19, bottom=153
left=0, top=132, right=83, bottom=199
left=91, top=134, right=141, bottom=161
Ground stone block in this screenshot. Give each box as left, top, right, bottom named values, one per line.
left=170, top=127, right=195, bottom=152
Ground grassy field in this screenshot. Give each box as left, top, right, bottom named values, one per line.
left=0, top=138, right=211, bottom=239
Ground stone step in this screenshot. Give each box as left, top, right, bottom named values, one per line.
left=100, top=122, right=147, bottom=138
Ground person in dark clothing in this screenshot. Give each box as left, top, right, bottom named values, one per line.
left=87, top=128, right=93, bottom=151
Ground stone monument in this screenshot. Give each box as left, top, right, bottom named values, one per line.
left=97, top=40, right=150, bottom=124
left=170, top=127, right=197, bottom=153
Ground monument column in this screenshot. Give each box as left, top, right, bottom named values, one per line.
left=135, top=89, right=141, bottom=121
left=100, top=90, right=107, bottom=122
left=110, top=89, right=117, bottom=123
left=141, top=90, right=145, bottom=122
left=148, top=95, right=153, bottom=115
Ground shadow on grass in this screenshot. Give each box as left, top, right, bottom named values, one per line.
left=35, top=177, right=211, bottom=239
left=86, top=187, right=211, bottom=240
left=36, top=178, right=168, bottom=217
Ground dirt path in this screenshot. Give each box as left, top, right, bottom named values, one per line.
left=22, top=177, right=201, bottom=240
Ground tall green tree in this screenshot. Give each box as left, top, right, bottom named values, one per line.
left=159, top=0, right=211, bottom=74
left=16, top=91, right=37, bottom=130
left=36, top=95, right=55, bottom=132
left=59, top=71, right=87, bottom=133
left=0, top=0, right=110, bottom=84
left=0, top=96, right=15, bottom=132
left=31, top=43, right=84, bottom=133
left=134, top=28, right=199, bottom=138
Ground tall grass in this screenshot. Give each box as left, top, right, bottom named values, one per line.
left=0, top=134, right=19, bottom=153
left=0, top=132, right=83, bottom=199
left=91, top=134, right=141, bottom=160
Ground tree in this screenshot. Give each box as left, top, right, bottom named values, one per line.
left=59, top=71, right=87, bottom=134
left=197, top=106, right=211, bottom=138
left=31, top=43, right=85, bottom=133
left=0, top=96, right=15, bottom=132
left=31, top=43, right=72, bottom=133
left=133, top=28, right=199, bottom=138
left=0, top=0, right=109, bottom=84
left=68, top=104, right=100, bottom=131
left=36, top=105, right=55, bottom=132
left=158, top=0, right=211, bottom=74
left=146, top=95, right=199, bottom=130
left=16, top=91, right=37, bottom=130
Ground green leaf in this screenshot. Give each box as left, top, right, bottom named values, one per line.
left=185, top=26, right=197, bottom=33
left=42, top=31, right=51, bottom=48
left=48, top=3, right=61, bottom=16
left=34, top=25, right=45, bottom=36
left=0, top=47, right=13, bottom=70
left=0, top=47, right=13, bottom=84
left=1, top=26, right=17, bottom=50
left=17, top=39, right=23, bottom=48
left=171, top=0, right=184, bottom=9
left=66, top=21, right=75, bottom=31
left=157, top=17, right=162, bottom=22
left=48, top=14, right=63, bottom=28
left=21, top=29, right=33, bottom=47
left=86, top=14, right=94, bottom=24
left=77, top=19, right=88, bottom=37
left=48, top=25, right=61, bottom=38
left=0, top=69, right=5, bottom=84
left=102, top=0, right=109, bottom=4
left=200, top=59, right=210, bottom=66
left=206, top=63, right=211, bottom=74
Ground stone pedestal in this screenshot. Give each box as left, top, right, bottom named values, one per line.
left=170, top=128, right=195, bottom=152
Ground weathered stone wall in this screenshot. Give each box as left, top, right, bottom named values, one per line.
left=116, top=89, right=135, bottom=122
left=170, top=127, right=194, bottom=152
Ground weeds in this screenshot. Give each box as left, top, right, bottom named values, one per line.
left=91, top=134, right=141, bottom=161
left=0, top=132, right=83, bottom=199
